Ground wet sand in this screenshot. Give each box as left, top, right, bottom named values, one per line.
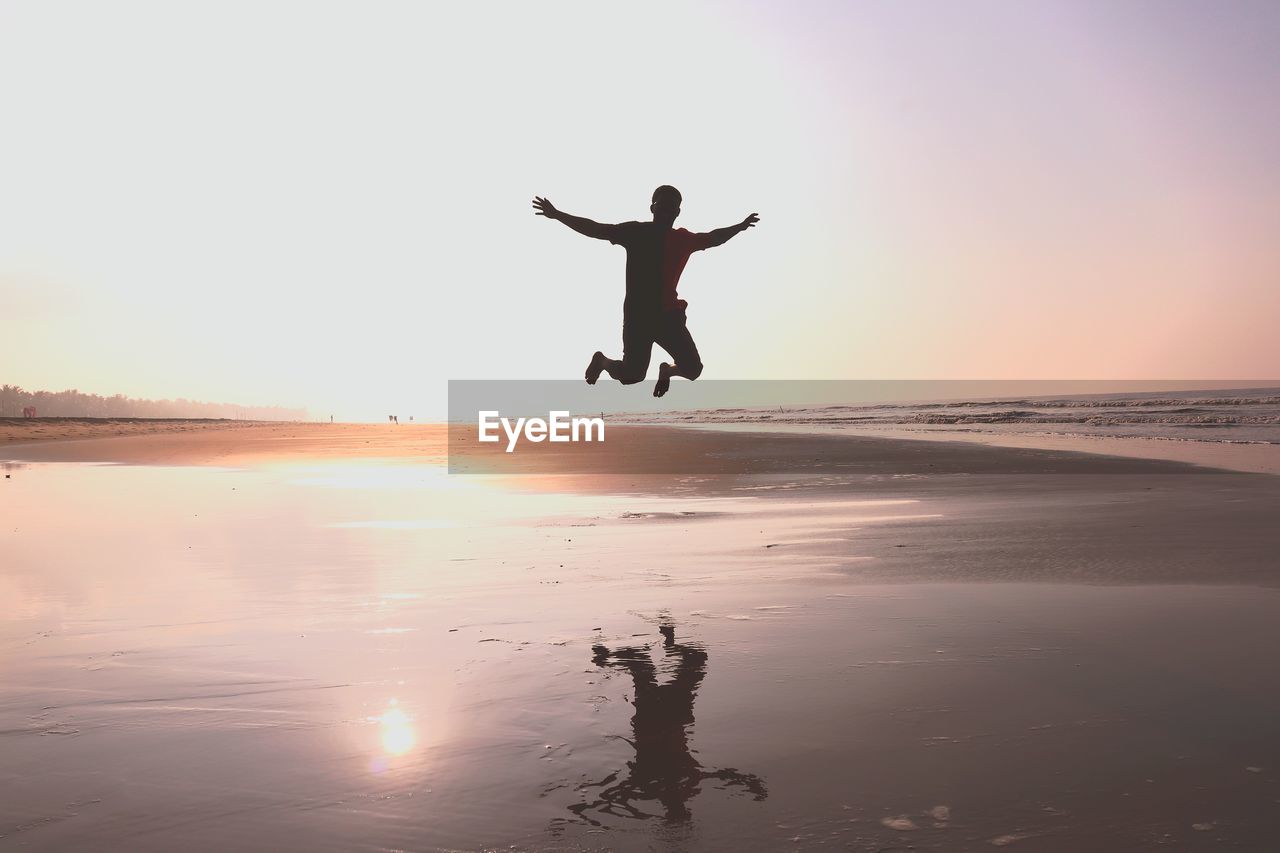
left=688, top=421, right=1280, bottom=476
left=2, top=423, right=1279, bottom=850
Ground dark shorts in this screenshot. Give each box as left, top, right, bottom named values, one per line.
left=622, top=307, right=702, bottom=377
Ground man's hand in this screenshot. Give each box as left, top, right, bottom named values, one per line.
left=532, top=196, right=560, bottom=220
left=701, top=213, right=762, bottom=250
left=532, top=198, right=616, bottom=240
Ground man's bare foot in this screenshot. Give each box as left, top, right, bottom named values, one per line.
left=654, top=362, right=674, bottom=398
left=585, top=351, right=607, bottom=385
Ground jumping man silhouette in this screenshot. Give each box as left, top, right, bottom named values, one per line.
left=533, top=187, right=759, bottom=397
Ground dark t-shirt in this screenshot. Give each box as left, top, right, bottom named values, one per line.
left=606, top=221, right=714, bottom=318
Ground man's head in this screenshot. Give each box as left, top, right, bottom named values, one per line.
left=650, top=185, right=682, bottom=226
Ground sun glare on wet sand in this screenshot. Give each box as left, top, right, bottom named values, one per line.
left=376, top=699, right=416, bottom=760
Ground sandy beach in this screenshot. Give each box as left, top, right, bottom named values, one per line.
left=3, top=421, right=1279, bottom=851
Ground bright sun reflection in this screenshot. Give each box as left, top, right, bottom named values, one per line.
left=378, top=699, right=416, bottom=757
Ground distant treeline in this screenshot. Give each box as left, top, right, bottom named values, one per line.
left=0, top=384, right=307, bottom=421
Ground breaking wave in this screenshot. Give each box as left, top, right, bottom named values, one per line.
left=623, top=388, right=1280, bottom=444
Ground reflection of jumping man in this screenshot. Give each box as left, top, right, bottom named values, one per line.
left=570, top=624, right=767, bottom=825
left=533, top=187, right=759, bottom=397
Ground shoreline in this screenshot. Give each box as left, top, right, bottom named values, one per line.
left=2, top=418, right=1268, bottom=475
left=4, top=417, right=1277, bottom=476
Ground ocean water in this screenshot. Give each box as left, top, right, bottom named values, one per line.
left=625, top=386, right=1280, bottom=445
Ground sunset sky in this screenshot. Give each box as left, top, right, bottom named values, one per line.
left=2, top=1, right=1277, bottom=420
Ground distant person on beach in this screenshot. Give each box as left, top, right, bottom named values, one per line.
left=533, top=187, right=759, bottom=397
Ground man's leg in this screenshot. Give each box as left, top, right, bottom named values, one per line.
left=652, top=311, right=703, bottom=398
left=586, top=318, right=653, bottom=385
left=585, top=351, right=609, bottom=384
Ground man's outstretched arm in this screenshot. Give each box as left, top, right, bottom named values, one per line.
left=699, top=213, right=760, bottom=249
left=532, top=196, right=616, bottom=240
